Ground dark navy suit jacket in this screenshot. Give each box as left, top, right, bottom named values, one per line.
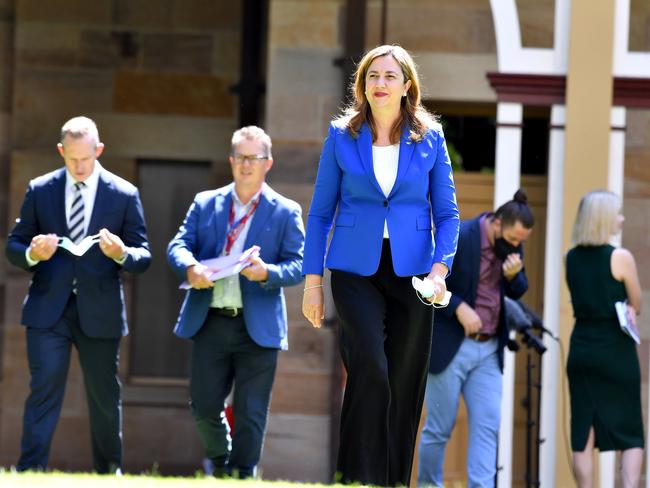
left=6, top=166, right=151, bottom=338
left=429, top=213, right=528, bottom=374
left=167, top=183, right=304, bottom=350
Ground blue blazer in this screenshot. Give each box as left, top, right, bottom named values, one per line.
left=429, top=214, right=528, bottom=374
left=5, top=167, right=151, bottom=338
left=303, top=120, right=459, bottom=277
left=167, top=183, right=305, bottom=350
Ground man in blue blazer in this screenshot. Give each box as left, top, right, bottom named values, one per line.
left=167, top=126, right=304, bottom=479
left=6, top=116, right=151, bottom=473
left=418, top=190, right=534, bottom=487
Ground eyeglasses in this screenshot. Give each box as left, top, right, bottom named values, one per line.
left=232, top=154, right=269, bottom=165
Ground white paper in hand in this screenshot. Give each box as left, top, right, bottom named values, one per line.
left=179, top=245, right=261, bottom=290
left=58, top=235, right=101, bottom=257
left=615, top=301, right=641, bottom=345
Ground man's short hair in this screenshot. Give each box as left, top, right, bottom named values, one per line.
left=231, top=126, right=272, bottom=158
left=60, top=116, right=100, bottom=145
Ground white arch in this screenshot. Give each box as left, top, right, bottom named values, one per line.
left=489, top=0, right=567, bottom=74
left=613, top=0, right=650, bottom=77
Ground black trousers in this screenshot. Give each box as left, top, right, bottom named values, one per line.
left=18, top=294, right=122, bottom=473
left=190, top=311, right=278, bottom=478
left=331, top=240, right=433, bottom=487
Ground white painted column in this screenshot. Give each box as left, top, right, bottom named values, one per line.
left=494, top=103, right=523, bottom=207
left=539, top=105, right=565, bottom=488
left=495, top=101, right=523, bottom=488
left=538, top=106, right=627, bottom=488
left=594, top=106, right=627, bottom=488
left=613, top=3, right=649, bottom=487
left=608, top=106, right=626, bottom=198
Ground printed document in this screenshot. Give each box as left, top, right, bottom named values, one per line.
left=179, top=245, right=261, bottom=290
left=615, top=300, right=641, bottom=345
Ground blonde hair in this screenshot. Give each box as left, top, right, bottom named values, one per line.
left=572, top=190, right=621, bottom=246
left=338, top=44, right=436, bottom=144
left=231, top=125, right=272, bottom=158
left=60, top=116, right=100, bottom=145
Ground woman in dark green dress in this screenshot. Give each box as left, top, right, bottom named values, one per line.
left=566, top=190, right=644, bottom=488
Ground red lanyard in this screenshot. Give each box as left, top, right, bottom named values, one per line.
left=224, top=195, right=261, bottom=255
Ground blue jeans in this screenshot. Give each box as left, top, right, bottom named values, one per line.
left=418, top=337, right=502, bottom=488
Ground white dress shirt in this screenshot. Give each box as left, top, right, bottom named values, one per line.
left=372, top=143, right=399, bottom=238
left=210, top=186, right=263, bottom=309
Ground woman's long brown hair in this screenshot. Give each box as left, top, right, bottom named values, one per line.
left=337, top=44, right=436, bottom=144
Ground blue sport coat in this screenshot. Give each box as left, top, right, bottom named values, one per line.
left=429, top=214, right=528, bottom=374
left=6, top=167, right=151, bottom=338
left=303, top=120, right=459, bottom=277
left=167, top=183, right=305, bottom=350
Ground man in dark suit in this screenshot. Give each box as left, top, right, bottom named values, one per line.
left=418, top=189, right=534, bottom=488
left=167, top=126, right=304, bottom=479
left=6, top=116, right=151, bottom=474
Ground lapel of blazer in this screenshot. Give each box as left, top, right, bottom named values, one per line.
left=213, top=187, right=232, bottom=256
left=244, top=184, right=275, bottom=248
left=356, top=124, right=384, bottom=195
left=49, top=169, right=68, bottom=236
left=387, top=126, right=415, bottom=198
left=87, top=169, right=111, bottom=235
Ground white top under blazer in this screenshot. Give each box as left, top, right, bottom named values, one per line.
left=372, top=143, right=400, bottom=238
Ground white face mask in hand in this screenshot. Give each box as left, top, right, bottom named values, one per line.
left=58, top=234, right=100, bottom=257
left=411, top=276, right=451, bottom=308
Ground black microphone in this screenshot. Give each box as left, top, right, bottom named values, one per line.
left=512, top=299, right=558, bottom=341
left=532, top=323, right=558, bottom=340
left=519, top=326, right=547, bottom=354
left=507, top=339, right=520, bottom=352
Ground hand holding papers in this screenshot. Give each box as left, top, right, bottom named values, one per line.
left=180, top=245, right=261, bottom=290
left=615, top=300, right=641, bottom=345
left=58, top=235, right=100, bottom=257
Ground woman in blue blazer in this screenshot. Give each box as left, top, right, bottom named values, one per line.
left=302, top=45, right=460, bottom=486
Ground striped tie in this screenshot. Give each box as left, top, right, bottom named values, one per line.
left=68, top=182, right=86, bottom=244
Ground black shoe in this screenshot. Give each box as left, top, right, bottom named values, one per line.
left=212, top=466, right=229, bottom=479
left=203, top=458, right=229, bottom=478
left=231, top=466, right=255, bottom=479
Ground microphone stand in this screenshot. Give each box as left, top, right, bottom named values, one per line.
left=518, top=326, right=548, bottom=488
left=505, top=298, right=557, bottom=488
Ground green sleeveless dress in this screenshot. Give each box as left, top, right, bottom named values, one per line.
left=565, top=245, right=644, bottom=451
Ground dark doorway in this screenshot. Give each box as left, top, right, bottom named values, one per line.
left=130, top=160, right=214, bottom=379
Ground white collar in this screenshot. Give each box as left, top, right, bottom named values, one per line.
left=231, top=183, right=264, bottom=208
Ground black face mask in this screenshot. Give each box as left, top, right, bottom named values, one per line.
left=493, top=237, right=520, bottom=261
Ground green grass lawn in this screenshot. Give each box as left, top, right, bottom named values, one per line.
left=0, top=471, right=351, bottom=487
